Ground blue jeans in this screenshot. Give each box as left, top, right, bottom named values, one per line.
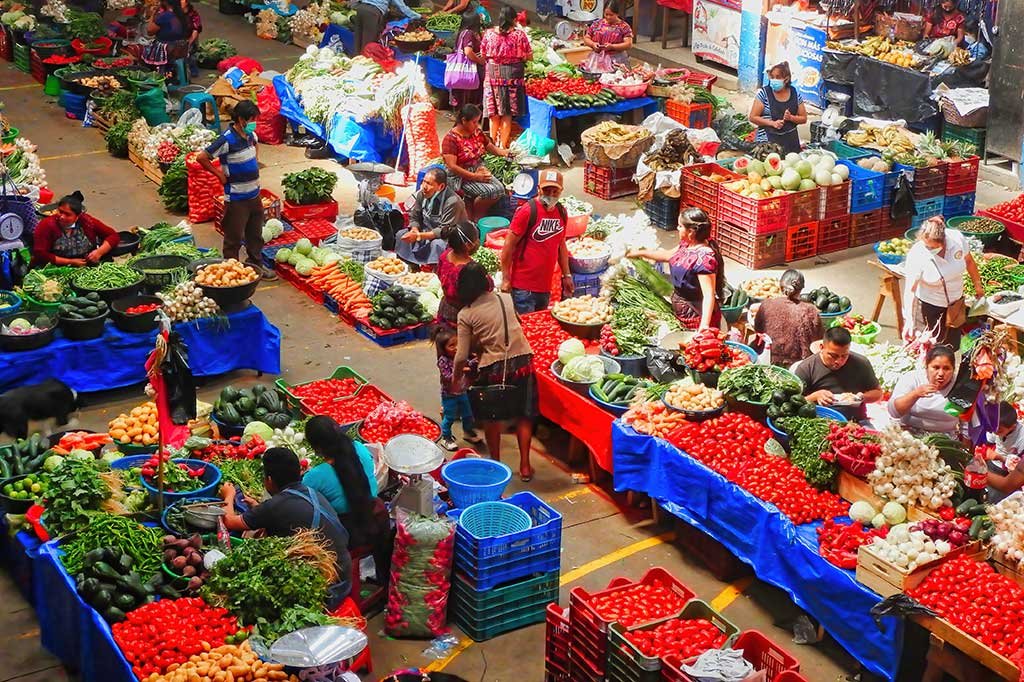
left=511, top=288, right=551, bottom=315
left=441, top=393, right=476, bottom=439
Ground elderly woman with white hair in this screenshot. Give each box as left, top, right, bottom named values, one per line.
left=753, top=268, right=823, bottom=367
left=902, top=216, right=984, bottom=347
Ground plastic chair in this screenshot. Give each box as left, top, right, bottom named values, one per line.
left=349, top=545, right=386, bottom=616
left=329, top=597, right=373, bottom=673
left=180, top=92, right=220, bottom=130
left=170, top=57, right=189, bottom=88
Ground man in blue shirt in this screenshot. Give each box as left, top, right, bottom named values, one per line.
left=197, top=100, right=277, bottom=280
left=353, top=0, right=421, bottom=53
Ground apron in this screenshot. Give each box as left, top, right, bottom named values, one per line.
left=762, top=86, right=802, bottom=155
left=284, top=487, right=353, bottom=609
left=52, top=224, right=94, bottom=260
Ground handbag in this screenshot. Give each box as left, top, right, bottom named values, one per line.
left=467, top=293, right=527, bottom=421
left=444, top=49, right=480, bottom=90
left=937, top=259, right=967, bottom=329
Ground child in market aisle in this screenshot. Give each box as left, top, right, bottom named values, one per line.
left=432, top=325, right=483, bottom=451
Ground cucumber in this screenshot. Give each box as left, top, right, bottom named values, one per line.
left=955, top=499, right=977, bottom=515
left=969, top=516, right=985, bottom=539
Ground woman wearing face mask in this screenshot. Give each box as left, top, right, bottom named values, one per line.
left=962, top=18, right=990, bottom=61
left=924, top=0, right=966, bottom=43
left=888, top=345, right=959, bottom=437
left=748, top=62, right=807, bottom=155
left=441, top=103, right=508, bottom=220
left=627, top=208, right=724, bottom=330
left=902, top=217, right=983, bottom=348
left=31, top=191, right=120, bottom=267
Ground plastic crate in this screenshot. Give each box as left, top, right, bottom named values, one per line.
left=714, top=222, right=787, bottom=269
left=788, top=188, right=819, bottom=225
left=942, top=122, right=985, bottom=155
left=819, top=181, right=851, bottom=221
left=455, top=490, right=561, bottom=558
left=665, top=100, right=713, bottom=129
left=584, top=162, right=638, bottom=200
left=880, top=213, right=911, bottom=240
left=817, top=216, right=851, bottom=255
left=450, top=570, right=559, bottom=640
left=260, top=229, right=302, bottom=268
left=274, top=365, right=367, bottom=410
left=775, top=672, right=811, bottom=682
left=569, top=568, right=696, bottom=639
left=291, top=217, right=336, bottom=245
left=720, top=187, right=789, bottom=235
left=943, top=192, right=976, bottom=220
left=276, top=262, right=325, bottom=304
left=644, top=192, right=681, bottom=230
left=546, top=603, right=571, bottom=672
left=910, top=196, right=944, bottom=230
left=945, top=156, right=980, bottom=195
left=786, top=222, right=819, bottom=262
left=681, top=163, right=742, bottom=221
left=731, top=630, right=801, bottom=680
left=850, top=209, right=883, bottom=247
left=572, top=270, right=604, bottom=298
left=355, top=320, right=424, bottom=348
left=829, top=139, right=872, bottom=160
left=571, top=639, right=607, bottom=682
left=838, top=160, right=885, bottom=214
left=283, top=199, right=339, bottom=223
left=895, top=162, right=947, bottom=199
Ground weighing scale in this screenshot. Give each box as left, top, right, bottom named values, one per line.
left=346, top=162, right=397, bottom=211
left=0, top=172, right=28, bottom=255
left=382, top=434, right=445, bottom=516
left=511, top=170, right=539, bottom=201
left=269, top=625, right=367, bottom=680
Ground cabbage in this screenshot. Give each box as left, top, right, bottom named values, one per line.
left=1, top=10, right=24, bottom=25
left=262, top=217, right=284, bottom=242
left=295, top=258, right=316, bottom=276
left=275, top=247, right=293, bottom=263
left=882, top=501, right=907, bottom=525
left=310, top=247, right=327, bottom=266
left=288, top=251, right=303, bottom=266
left=323, top=252, right=341, bottom=266
left=43, top=454, right=65, bottom=472
left=419, top=290, right=440, bottom=317
left=8, top=317, right=31, bottom=332
left=295, top=238, right=313, bottom=256
left=562, top=355, right=606, bottom=382
left=101, top=451, right=122, bottom=465
left=243, top=421, right=274, bottom=443
left=849, top=501, right=876, bottom=524
left=558, top=339, right=586, bottom=365
left=68, top=449, right=94, bottom=461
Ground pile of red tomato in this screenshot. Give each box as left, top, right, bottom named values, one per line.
left=681, top=329, right=751, bottom=373
left=190, top=435, right=265, bottom=461
left=291, top=377, right=363, bottom=413
left=586, top=581, right=689, bottom=628
left=622, top=617, right=726, bottom=660
left=668, top=413, right=770, bottom=478
left=985, top=193, right=1024, bottom=228
left=302, top=384, right=390, bottom=425
left=112, top=598, right=243, bottom=680
left=360, top=400, right=440, bottom=443
left=519, top=312, right=574, bottom=371
left=125, top=302, right=161, bottom=315
left=525, top=75, right=604, bottom=101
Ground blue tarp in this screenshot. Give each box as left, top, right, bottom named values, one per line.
left=0, top=304, right=281, bottom=393
left=0, top=523, right=41, bottom=605
left=519, top=96, right=660, bottom=140
left=612, top=422, right=903, bottom=681
left=273, top=75, right=401, bottom=163
left=395, top=52, right=447, bottom=90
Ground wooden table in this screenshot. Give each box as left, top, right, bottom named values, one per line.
left=913, top=618, right=1019, bottom=680
left=870, top=259, right=905, bottom=333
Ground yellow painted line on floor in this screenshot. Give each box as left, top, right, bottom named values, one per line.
left=709, top=575, right=755, bottom=612
left=256, top=284, right=280, bottom=292
left=421, top=636, right=476, bottom=672
left=38, top=149, right=105, bottom=161
left=0, top=83, right=37, bottom=92
left=560, top=531, right=676, bottom=587
left=548, top=487, right=593, bottom=504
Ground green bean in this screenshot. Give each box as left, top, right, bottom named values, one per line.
left=426, top=12, right=461, bottom=31
left=71, top=263, right=143, bottom=290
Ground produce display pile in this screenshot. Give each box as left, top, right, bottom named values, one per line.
left=525, top=75, right=620, bottom=109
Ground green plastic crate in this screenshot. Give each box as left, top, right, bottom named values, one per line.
left=451, top=570, right=560, bottom=617
left=450, top=597, right=550, bottom=641
left=274, top=365, right=368, bottom=410
left=829, top=140, right=872, bottom=160
left=942, top=122, right=986, bottom=155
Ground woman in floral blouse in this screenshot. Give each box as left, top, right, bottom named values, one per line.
left=441, top=104, right=508, bottom=220
left=581, top=1, right=633, bottom=74
left=479, top=6, right=532, bottom=149
left=924, top=0, right=965, bottom=43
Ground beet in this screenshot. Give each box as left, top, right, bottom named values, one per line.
left=171, top=556, right=188, bottom=570
left=187, top=577, right=203, bottom=591
left=188, top=552, right=203, bottom=566
left=163, top=549, right=178, bottom=563
left=182, top=565, right=196, bottom=577
left=189, top=534, right=202, bottom=548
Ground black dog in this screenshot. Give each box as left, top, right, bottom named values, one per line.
left=0, top=379, right=80, bottom=440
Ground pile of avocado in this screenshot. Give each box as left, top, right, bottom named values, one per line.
left=59, top=292, right=109, bottom=320
left=766, top=384, right=817, bottom=420
left=801, top=287, right=850, bottom=315
left=369, top=286, right=432, bottom=331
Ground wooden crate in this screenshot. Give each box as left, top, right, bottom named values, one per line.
left=292, top=34, right=318, bottom=49
left=993, top=558, right=1024, bottom=588
left=128, top=144, right=144, bottom=172
left=837, top=470, right=937, bottom=523
left=855, top=542, right=981, bottom=598
left=91, top=109, right=112, bottom=134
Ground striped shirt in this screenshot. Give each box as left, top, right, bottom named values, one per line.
left=755, top=87, right=803, bottom=143
left=205, top=128, right=260, bottom=201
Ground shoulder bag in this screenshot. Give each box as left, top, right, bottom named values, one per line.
left=444, top=37, right=480, bottom=90
left=467, top=293, right=527, bottom=420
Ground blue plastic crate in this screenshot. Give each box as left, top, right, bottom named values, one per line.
left=455, top=490, right=563, bottom=560
left=644, top=193, right=680, bottom=230
left=453, top=545, right=561, bottom=591
left=572, top=270, right=605, bottom=298
left=80, top=607, right=135, bottom=682
left=943, top=192, right=976, bottom=219
left=838, top=160, right=884, bottom=214
left=35, top=540, right=87, bottom=669
left=910, top=196, right=945, bottom=230
left=355, top=321, right=422, bottom=347
left=0, top=525, right=41, bottom=605
left=323, top=292, right=340, bottom=314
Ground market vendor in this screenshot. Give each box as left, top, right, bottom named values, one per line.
left=794, top=326, right=883, bottom=421
left=924, top=0, right=966, bottom=42
left=887, top=345, right=959, bottom=437
left=986, top=403, right=1024, bottom=502
left=580, top=1, right=633, bottom=74
left=395, top=167, right=469, bottom=268
left=748, top=62, right=807, bottom=155
left=442, top=104, right=509, bottom=220
left=963, top=19, right=990, bottom=61
left=143, top=0, right=191, bottom=74
left=220, top=447, right=353, bottom=608
left=627, top=208, right=723, bottom=330
left=753, top=269, right=822, bottom=367
left=31, top=191, right=120, bottom=267
left=352, top=0, right=421, bottom=54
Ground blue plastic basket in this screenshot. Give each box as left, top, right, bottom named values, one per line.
left=838, top=160, right=884, bottom=214
left=0, top=290, right=22, bottom=316
left=80, top=603, right=135, bottom=682
left=767, top=406, right=848, bottom=448
left=442, top=458, right=512, bottom=508
left=818, top=304, right=853, bottom=322
left=458, top=500, right=532, bottom=538
left=454, top=490, right=563, bottom=559
left=910, top=196, right=945, bottom=230
left=140, top=458, right=221, bottom=502
left=873, top=241, right=906, bottom=265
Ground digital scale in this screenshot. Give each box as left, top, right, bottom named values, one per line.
left=382, top=434, right=445, bottom=516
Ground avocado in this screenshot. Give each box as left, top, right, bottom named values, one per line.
left=838, top=296, right=851, bottom=309
left=85, top=292, right=101, bottom=302
left=827, top=302, right=841, bottom=313
left=767, top=405, right=781, bottom=419
left=771, top=390, right=789, bottom=405
left=799, top=402, right=818, bottom=418
left=780, top=402, right=795, bottom=416
left=815, top=295, right=829, bottom=310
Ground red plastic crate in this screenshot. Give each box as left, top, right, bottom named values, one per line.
left=879, top=212, right=911, bottom=240
left=665, top=100, right=714, bottom=129
left=945, top=156, right=980, bottom=195
left=212, top=190, right=282, bottom=233
left=681, top=163, right=742, bottom=221
left=275, top=262, right=325, bottom=304
left=786, top=221, right=819, bottom=262
left=902, top=162, right=947, bottom=199
left=583, top=162, right=638, bottom=200
left=714, top=221, right=787, bottom=269
left=569, top=645, right=605, bottom=682
left=979, top=209, right=1024, bottom=243
left=819, top=181, right=851, bottom=221
left=283, top=199, right=339, bottom=223
left=775, top=672, right=811, bottom=682
left=545, top=604, right=571, bottom=674
left=731, top=631, right=801, bottom=680
left=300, top=384, right=393, bottom=422
left=817, top=216, right=851, bottom=255
left=788, top=188, right=819, bottom=225
left=850, top=209, right=883, bottom=247
left=719, top=187, right=789, bottom=235
left=291, top=217, right=336, bottom=245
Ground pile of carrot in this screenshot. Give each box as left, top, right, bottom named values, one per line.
left=54, top=431, right=113, bottom=453
left=621, top=400, right=689, bottom=439
left=309, top=265, right=373, bottom=319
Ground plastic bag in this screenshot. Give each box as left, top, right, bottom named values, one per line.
left=512, top=129, right=555, bottom=157
left=870, top=593, right=936, bottom=629
left=186, top=153, right=223, bottom=224
left=401, top=103, right=441, bottom=178
left=256, top=85, right=286, bottom=146
left=890, top=173, right=915, bottom=220
left=384, top=511, right=456, bottom=638
left=177, top=107, right=204, bottom=128
left=136, top=87, right=170, bottom=126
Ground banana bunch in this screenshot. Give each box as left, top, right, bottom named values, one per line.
left=860, top=36, right=895, bottom=56
left=949, top=48, right=971, bottom=66
left=845, top=129, right=873, bottom=146
left=826, top=40, right=861, bottom=53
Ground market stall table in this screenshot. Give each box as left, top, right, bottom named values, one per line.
left=612, top=422, right=903, bottom=680
left=519, top=96, right=660, bottom=143
left=0, top=305, right=281, bottom=393
left=535, top=368, right=615, bottom=476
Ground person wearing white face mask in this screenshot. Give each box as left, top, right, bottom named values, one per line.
left=901, top=216, right=983, bottom=347
left=962, top=19, right=990, bottom=62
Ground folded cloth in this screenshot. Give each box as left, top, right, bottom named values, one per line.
left=682, top=648, right=756, bottom=682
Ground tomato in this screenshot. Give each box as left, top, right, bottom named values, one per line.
left=360, top=400, right=440, bottom=443
left=586, top=581, right=688, bottom=628
left=622, top=618, right=726, bottom=659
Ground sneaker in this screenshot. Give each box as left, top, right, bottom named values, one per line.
left=257, top=265, right=278, bottom=281
left=438, top=436, right=458, bottom=452
left=464, top=429, right=484, bottom=445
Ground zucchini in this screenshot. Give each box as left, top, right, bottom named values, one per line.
left=103, top=606, right=127, bottom=623
left=955, top=499, right=977, bottom=515
left=969, top=516, right=985, bottom=539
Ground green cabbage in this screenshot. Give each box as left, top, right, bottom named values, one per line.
left=419, top=290, right=440, bottom=317
left=295, top=258, right=316, bottom=276
left=295, top=238, right=313, bottom=256
left=275, top=247, right=293, bottom=263
left=562, top=355, right=606, bottom=382
left=243, top=421, right=274, bottom=443
left=558, top=339, right=586, bottom=365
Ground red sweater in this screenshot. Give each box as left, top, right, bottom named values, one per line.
left=32, top=213, right=120, bottom=266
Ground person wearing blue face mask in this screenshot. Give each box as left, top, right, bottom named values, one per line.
left=197, top=100, right=278, bottom=280
left=962, top=19, right=990, bottom=62
left=748, top=61, right=807, bottom=155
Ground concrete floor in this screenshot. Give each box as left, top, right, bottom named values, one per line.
left=0, top=4, right=1021, bottom=681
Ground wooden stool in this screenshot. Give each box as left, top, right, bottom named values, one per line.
left=870, top=260, right=904, bottom=334
left=660, top=6, right=691, bottom=49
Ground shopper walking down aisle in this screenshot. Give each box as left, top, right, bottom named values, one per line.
left=749, top=61, right=807, bottom=155
left=480, top=6, right=532, bottom=149
left=143, top=0, right=190, bottom=75
left=501, top=170, right=572, bottom=314
left=448, top=11, right=485, bottom=110
left=754, top=269, right=822, bottom=367
left=352, top=0, right=420, bottom=53
left=197, top=101, right=277, bottom=280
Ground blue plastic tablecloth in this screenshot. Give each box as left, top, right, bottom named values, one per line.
left=0, top=304, right=281, bottom=393
left=0, top=523, right=41, bottom=605
left=35, top=540, right=88, bottom=670
left=394, top=52, right=447, bottom=90
left=612, top=422, right=903, bottom=681
left=518, top=96, right=659, bottom=141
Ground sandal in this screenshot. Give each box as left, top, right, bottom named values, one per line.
left=519, top=468, right=534, bottom=483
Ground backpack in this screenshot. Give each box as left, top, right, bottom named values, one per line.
left=516, top=198, right=568, bottom=261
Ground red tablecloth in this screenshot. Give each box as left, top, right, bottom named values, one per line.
left=656, top=0, right=693, bottom=13
left=536, top=368, right=615, bottom=473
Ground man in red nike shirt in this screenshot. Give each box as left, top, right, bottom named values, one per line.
left=500, top=169, right=573, bottom=314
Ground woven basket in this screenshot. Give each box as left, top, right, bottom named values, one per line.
left=580, top=125, right=654, bottom=169
left=940, top=98, right=988, bottom=128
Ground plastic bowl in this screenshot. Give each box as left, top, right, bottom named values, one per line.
left=109, top=231, right=141, bottom=257
left=477, top=216, right=510, bottom=240
left=588, top=384, right=631, bottom=415
left=720, top=301, right=748, bottom=325
left=600, top=349, right=647, bottom=377
left=947, top=215, right=1006, bottom=245
left=110, top=295, right=163, bottom=334
left=566, top=213, right=590, bottom=238
left=457, top=500, right=532, bottom=538
left=873, top=242, right=906, bottom=265
left=0, top=290, right=23, bottom=316
left=0, top=311, right=58, bottom=352
left=551, top=356, right=621, bottom=396
left=818, top=304, right=853, bottom=321
left=0, top=474, right=42, bottom=514
left=605, top=81, right=651, bottom=98
left=441, top=458, right=512, bottom=508
left=829, top=318, right=881, bottom=345
left=662, top=396, right=726, bottom=421
left=58, top=309, right=108, bottom=341
left=72, top=277, right=145, bottom=304
left=140, top=458, right=221, bottom=502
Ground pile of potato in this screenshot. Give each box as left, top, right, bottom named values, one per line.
left=552, top=295, right=612, bottom=325
left=663, top=383, right=724, bottom=412
left=195, top=260, right=260, bottom=287
left=741, top=277, right=782, bottom=300
left=399, top=272, right=439, bottom=288
left=108, top=401, right=159, bottom=446
left=366, top=256, right=407, bottom=276
left=339, top=227, right=380, bottom=241
left=147, top=641, right=297, bottom=682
